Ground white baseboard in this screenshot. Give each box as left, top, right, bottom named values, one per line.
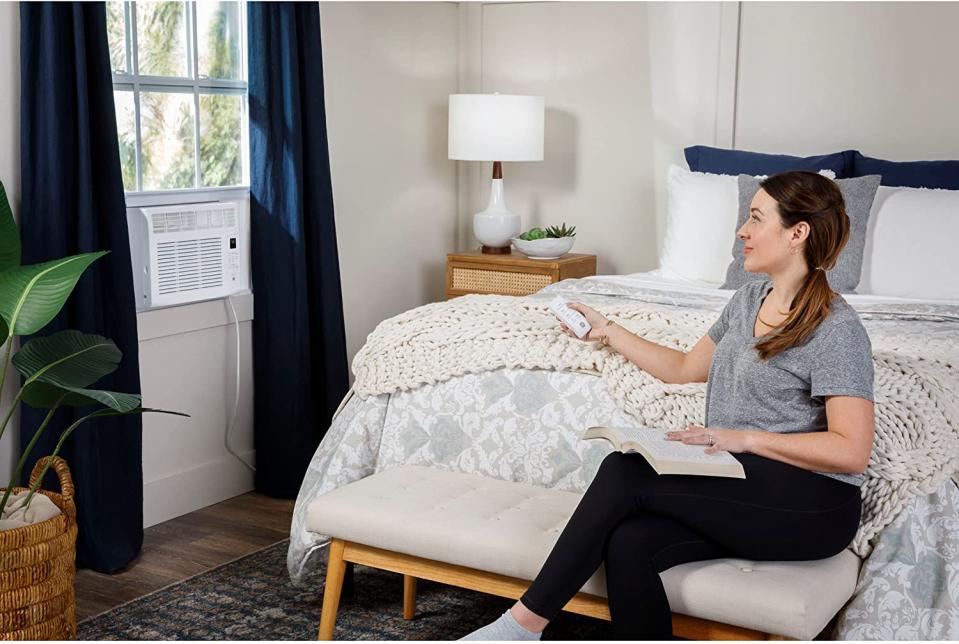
left=143, top=450, right=255, bottom=528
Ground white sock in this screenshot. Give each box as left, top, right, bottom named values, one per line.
left=458, top=607, right=543, bottom=641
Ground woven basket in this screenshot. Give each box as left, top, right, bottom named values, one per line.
left=0, top=456, right=77, bottom=640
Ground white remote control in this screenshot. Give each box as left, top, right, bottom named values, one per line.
left=550, top=296, right=592, bottom=338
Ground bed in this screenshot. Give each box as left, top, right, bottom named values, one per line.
left=287, top=265, right=959, bottom=640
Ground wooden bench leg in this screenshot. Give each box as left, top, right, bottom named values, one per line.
left=319, top=539, right=347, bottom=640
left=403, top=575, right=417, bottom=620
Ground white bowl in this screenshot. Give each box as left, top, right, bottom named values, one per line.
left=511, top=236, right=575, bottom=259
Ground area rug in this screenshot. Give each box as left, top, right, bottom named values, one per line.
left=78, top=539, right=616, bottom=640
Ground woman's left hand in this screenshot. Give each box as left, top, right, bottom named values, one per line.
left=665, top=424, right=751, bottom=454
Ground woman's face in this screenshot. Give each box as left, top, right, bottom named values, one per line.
left=737, top=188, right=802, bottom=273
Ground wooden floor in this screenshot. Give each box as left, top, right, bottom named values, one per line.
left=76, top=492, right=295, bottom=621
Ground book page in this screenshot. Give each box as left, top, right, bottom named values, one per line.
left=605, top=426, right=739, bottom=465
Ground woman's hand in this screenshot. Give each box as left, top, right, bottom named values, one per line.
left=665, top=423, right=752, bottom=454
left=558, top=301, right=610, bottom=342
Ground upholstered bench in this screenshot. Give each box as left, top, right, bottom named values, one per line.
left=306, top=465, right=861, bottom=641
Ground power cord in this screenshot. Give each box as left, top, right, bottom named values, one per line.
left=225, top=293, right=256, bottom=472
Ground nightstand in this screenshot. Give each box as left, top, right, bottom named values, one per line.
left=446, top=250, right=597, bottom=299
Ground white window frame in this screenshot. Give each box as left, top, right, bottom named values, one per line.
left=112, top=0, right=250, bottom=208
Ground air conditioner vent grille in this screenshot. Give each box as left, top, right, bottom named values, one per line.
left=156, top=237, right=224, bottom=295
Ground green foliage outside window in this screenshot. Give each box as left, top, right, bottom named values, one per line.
left=107, top=1, right=246, bottom=192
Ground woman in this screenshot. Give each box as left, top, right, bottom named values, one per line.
left=460, top=171, right=875, bottom=641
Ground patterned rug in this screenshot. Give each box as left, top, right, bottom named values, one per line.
left=78, top=539, right=617, bottom=640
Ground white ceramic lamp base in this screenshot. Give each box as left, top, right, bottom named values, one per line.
left=474, top=178, right=521, bottom=254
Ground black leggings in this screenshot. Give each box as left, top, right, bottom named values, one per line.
left=519, top=451, right=862, bottom=640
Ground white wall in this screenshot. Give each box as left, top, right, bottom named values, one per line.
left=320, top=2, right=460, bottom=381
left=458, top=2, right=733, bottom=275
left=735, top=1, right=959, bottom=159
left=137, top=294, right=254, bottom=527
left=0, top=3, right=20, bottom=484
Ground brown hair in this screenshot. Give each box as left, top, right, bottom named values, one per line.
left=754, top=171, right=849, bottom=361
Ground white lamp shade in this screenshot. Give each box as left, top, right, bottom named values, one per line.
left=448, top=94, right=544, bottom=161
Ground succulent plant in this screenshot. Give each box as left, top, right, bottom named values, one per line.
left=518, top=223, right=576, bottom=241
left=518, top=227, right=547, bottom=241
left=545, top=223, right=576, bottom=238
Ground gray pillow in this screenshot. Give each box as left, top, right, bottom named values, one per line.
left=721, top=174, right=882, bottom=293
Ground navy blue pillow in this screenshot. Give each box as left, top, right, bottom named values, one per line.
left=684, top=145, right=850, bottom=178
left=850, top=151, right=959, bottom=190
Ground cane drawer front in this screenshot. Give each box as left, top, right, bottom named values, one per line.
left=445, top=251, right=596, bottom=299
left=450, top=266, right=552, bottom=296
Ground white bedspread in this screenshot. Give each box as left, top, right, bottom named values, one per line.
left=288, top=271, right=959, bottom=639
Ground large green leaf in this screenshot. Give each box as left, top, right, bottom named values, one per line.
left=13, top=330, right=122, bottom=388
left=0, top=251, right=108, bottom=336
left=57, top=385, right=140, bottom=412
left=21, top=381, right=99, bottom=408
left=0, top=181, right=19, bottom=273
left=21, top=381, right=141, bottom=412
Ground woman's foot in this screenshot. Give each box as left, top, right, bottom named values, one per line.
left=458, top=604, right=544, bottom=640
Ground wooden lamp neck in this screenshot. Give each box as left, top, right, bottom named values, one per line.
left=492, top=161, right=502, bottom=179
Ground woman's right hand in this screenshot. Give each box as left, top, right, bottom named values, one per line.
left=558, top=301, right=610, bottom=342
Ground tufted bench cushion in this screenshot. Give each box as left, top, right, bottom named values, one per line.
left=306, top=464, right=862, bottom=640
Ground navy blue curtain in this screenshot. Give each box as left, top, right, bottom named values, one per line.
left=247, top=3, right=350, bottom=498
left=19, top=2, right=143, bottom=572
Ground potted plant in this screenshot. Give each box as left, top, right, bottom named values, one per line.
left=0, top=180, right=186, bottom=638
left=511, top=222, right=578, bottom=259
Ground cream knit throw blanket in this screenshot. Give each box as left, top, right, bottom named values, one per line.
left=352, top=294, right=959, bottom=559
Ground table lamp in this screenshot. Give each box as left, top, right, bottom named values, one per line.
left=448, top=93, right=545, bottom=254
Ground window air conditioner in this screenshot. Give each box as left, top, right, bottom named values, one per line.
left=127, top=200, right=251, bottom=310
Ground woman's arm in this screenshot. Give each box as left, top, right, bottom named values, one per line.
left=561, top=302, right=706, bottom=384
left=745, top=396, right=875, bottom=473
left=605, top=324, right=717, bottom=384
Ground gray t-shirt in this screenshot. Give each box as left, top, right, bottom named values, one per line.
left=704, top=278, right=874, bottom=487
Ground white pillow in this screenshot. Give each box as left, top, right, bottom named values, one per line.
left=660, top=165, right=837, bottom=284
left=660, top=165, right=739, bottom=284
left=858, top=185, right=959, bottom=300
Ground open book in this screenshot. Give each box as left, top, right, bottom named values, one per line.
left=583, top=425, right=746, bottom=479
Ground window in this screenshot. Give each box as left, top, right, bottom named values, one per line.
left=108, top=1, right=248, bottom=193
